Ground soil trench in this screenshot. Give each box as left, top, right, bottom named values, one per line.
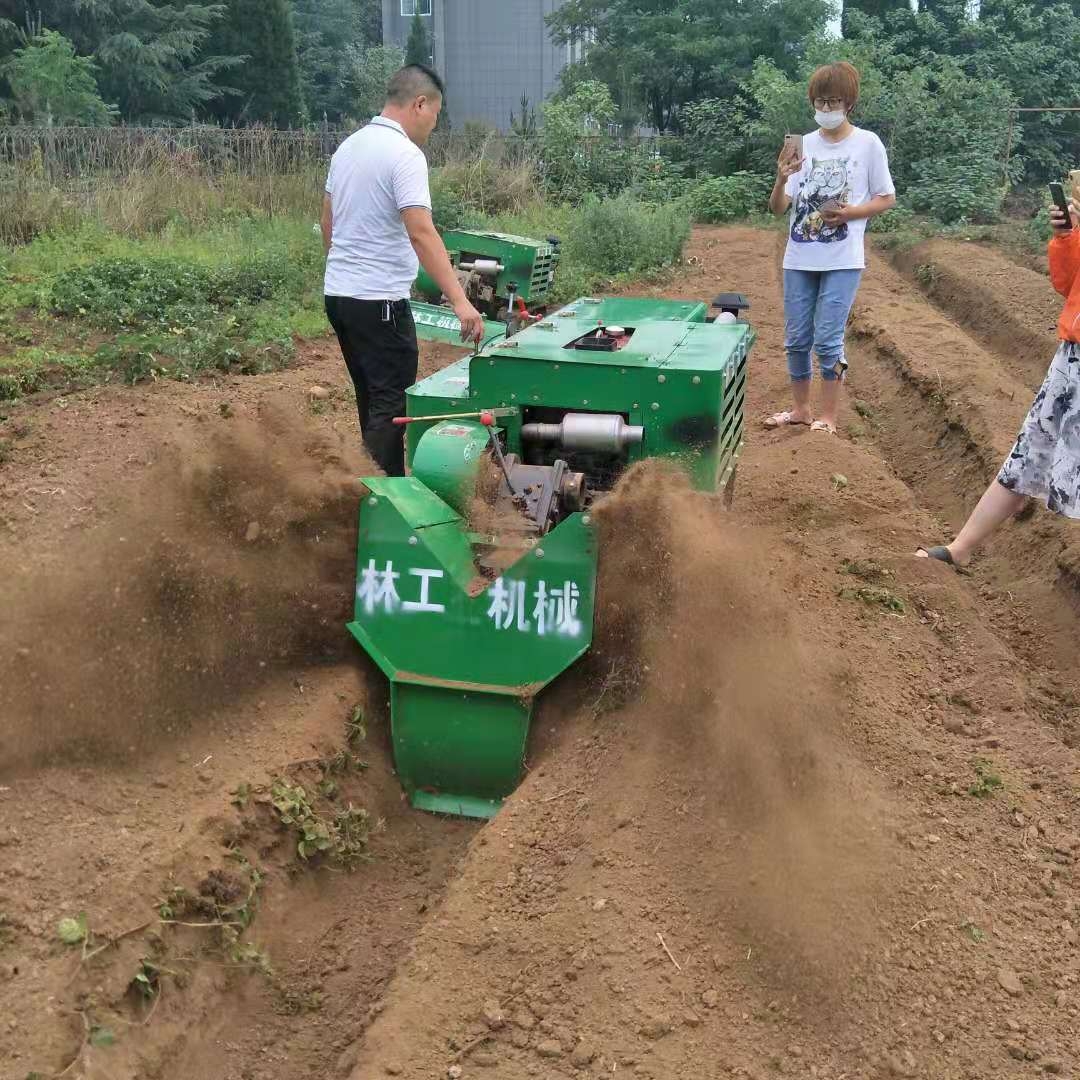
left=3, top=228, right=1080, bottom=1080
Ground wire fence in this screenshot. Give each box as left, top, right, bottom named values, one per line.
left=0, top=124, right=707, bottom=180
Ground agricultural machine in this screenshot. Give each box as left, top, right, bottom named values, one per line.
left=347, top=231, right=753, bottom=818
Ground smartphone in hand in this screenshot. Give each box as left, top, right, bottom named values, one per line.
left=782, top=133, right=803, bottom=164
left=1050, top=182, right=1071, bottom=221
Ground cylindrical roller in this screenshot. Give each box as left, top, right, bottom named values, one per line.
left=458, top=258, right=504, bottom=276
left=521, top=413, right=644, bottom=453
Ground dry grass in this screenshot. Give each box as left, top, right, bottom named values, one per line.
left=0, top=128, right=334, bottom=245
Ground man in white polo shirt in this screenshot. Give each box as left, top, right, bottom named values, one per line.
left=322, top=64, right=483, bottom=476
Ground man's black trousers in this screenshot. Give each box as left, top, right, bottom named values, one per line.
left=325, top=296, right=419, bottom=477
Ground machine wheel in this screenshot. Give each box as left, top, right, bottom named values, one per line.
left=722, top=465, right=737, bottom=509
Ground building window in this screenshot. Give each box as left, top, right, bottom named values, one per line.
left=401, top=0, right=431, bottom=14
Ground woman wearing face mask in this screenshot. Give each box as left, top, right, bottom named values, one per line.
left=766, top=62, right=897, bottom=434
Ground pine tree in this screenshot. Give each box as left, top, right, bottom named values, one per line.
left=292, top=0, right=380, bottom=123
left=404, top=12, right=429, bottom=67
left=0, top=1, right=240, bottom=123
left=209, top=0, right=305, bottom=126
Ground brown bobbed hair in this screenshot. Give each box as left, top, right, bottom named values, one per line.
left=807, top=62, right=861, bottom=113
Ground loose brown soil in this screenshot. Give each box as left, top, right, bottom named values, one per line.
left=4, top=228, right=1080, bottom=1080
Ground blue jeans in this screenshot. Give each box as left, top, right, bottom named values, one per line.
left=783, top=268, right=863, bottom=382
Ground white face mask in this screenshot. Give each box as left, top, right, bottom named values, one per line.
left=815, top=109, right=847, bottom=131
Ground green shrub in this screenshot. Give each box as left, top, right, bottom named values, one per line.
left=868, top=205, right=917, bottom=234
left=907, top=154, right=1007, bottom=225
left=689, top=172, right=772, bottom=223
left=564, top=193, right=690, bottom=277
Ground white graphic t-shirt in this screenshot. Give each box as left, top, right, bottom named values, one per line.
left=783, top=127, right=895, bottom=272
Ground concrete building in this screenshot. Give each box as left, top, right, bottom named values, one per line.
left=382, top=0, right=580, bottom=131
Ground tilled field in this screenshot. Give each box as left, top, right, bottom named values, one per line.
left=2, top=228, right=1080, bottom=1080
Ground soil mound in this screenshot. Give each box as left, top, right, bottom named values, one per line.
left=0, top=404, right=366, bottom=774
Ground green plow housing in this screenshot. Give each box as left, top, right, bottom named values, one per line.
left=348, top=233, right=754, bottom=818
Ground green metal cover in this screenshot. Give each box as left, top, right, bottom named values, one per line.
left=347, top=482, right=597, bottom=817
left=415, top=231, right=559, bottom=305
left=407, top=296, right=754, bottom=493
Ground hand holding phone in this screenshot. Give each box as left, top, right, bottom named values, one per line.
left=777, top=134, right=804, bottom=181
left=1049, top=182, right=1075, bottom=233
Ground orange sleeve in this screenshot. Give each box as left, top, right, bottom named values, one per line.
left=1049, top=230, right=1080, bottom=298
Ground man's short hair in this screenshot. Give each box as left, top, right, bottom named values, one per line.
left=386, top=64, right=445, bottom=105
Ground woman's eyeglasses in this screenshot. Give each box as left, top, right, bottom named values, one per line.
left=814, top=97, right=846, bottom=110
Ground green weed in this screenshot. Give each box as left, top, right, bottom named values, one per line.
left=839, top=585, right=906, bottom=615
left=840, top=559, right=894, bottom=585
left=969, top=758, right=1004, bottom=798
left=270, top=778, right=370, bottom=869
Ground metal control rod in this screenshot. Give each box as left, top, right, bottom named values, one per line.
left=521, top=413, right=645, bottom=454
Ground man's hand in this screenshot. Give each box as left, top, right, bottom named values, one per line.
left=1050, top=202, right=1078, bottom=233
left=454, top=298, right=484, bottom=344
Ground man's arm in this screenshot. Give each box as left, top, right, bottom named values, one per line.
left=401, top=206, right=484, bottom=343
left=321, top=194, right=333, bottom=255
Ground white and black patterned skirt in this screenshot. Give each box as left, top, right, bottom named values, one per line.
left=998, top=341, right=1080, bottom=517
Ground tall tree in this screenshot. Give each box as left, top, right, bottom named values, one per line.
left=291, top=0, right=381, bottom=122
left=2, top=28, right=115, bottom=123
left=404, top=12, right=430, bottom=66
left=547, top=0, right=832, bottom=132
left=0, top=1, right=238, bottom=123
left=209, top=0, right=305, bottom=126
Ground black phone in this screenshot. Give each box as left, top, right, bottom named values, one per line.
left=1050, top=182, right=1071, bottom=221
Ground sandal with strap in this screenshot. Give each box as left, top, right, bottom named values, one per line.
left=764, top=411, right=812, bottom=429
left=916, top=545, right=970, bottom=575
left=810, top=420, right=837, bottom=434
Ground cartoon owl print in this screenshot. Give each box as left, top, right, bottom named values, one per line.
left=791, top=156, right=851, bottom=244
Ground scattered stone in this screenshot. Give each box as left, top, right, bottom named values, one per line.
left=592, top=898, right=608, bottom=912
left=245, top=521, right=261, bottom=542
left=481, top=999, right=505, bottom=1030
left=536, top=1039, right=563, bottom=1058
left=943, top=717, right=966, bottom=734
left=511, top=1008, right=536, bottom=1030
left=448, top=1066, right=463, bottom=1079
left=885, top=1051, right=918, bottom=1077
left=1054, top=990, right=1071, bottom=1008
left=638, top=1016, right=672, bottom=1040
left=570, top=1045, right=596, bottom=1067
left=510, top=1029, right=530, bottom=1050
left=309, top=385, right=331, bottom=400
left=1005, top=1042, right=1026, bottom=1061
left=1044, top=1061, right=1064, bottom=1075
left=926, top=834, right=941, bottom=845
left=701, top=989, right=719, bottom=1009
left=472, top=1051, right=499, bottom=1068
left=683, top=1011, right=702, bottom=1027
left=997, top=968, right=1024, bottom=997
left=384, top=1065, right=403, bottom=1077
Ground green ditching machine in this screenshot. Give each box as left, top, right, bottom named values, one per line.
left=346, top=230, right=754, bottom=819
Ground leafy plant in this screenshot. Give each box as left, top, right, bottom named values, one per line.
left=689, top=173, right=772, bottom=223
left=270, top=778, right=370, bottom=868
left=57, top=913, right=89, bottom=946
left=345, top=705, right=366, bottom=748
left=89, top=1025, right=116, bottom=1048
left=839, top=585, right=906, bottom=615
left=969, top=758, right=1004, bottom=798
